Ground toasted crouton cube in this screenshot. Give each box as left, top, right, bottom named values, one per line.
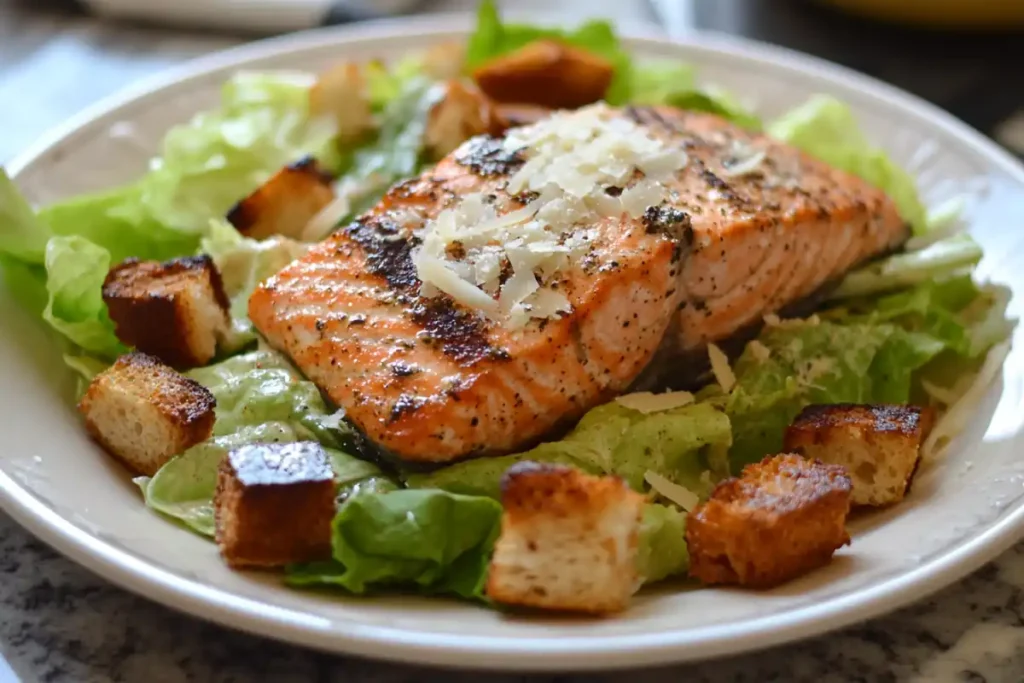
left=424, top=80, right=509, bottom=159
left=214, top=441, right=336, bottom=568
left=103, top=254, right=230, bottom=369
left=495, top=103, right=553, bottom=128
left=784, top=404, right=934, bottom=507
left=472, top=40, right=614, bottom=109
left=309, top=61, right=374, bottom=143
left=421, top=40, right=466, bottom=81
left=686, top=453, right=852, bottom=589
left=78, top=352, right=216, bottom=476
left=226, top=157, right=336, bottom=241
left=486, top=462, right=645, bottom=614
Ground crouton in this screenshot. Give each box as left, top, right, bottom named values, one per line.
left=226, top=157, right=336, bottom=241
left=78, top=352, right=216, bottom=476
left=309, top=61, right=375, bottom=143
left=686, top=453, right=852, bottom=589
left=214, top=441, right=336, bottom=568
left=424, top=80, right=509, bottom=160
left=102, top=255, right=230, bottom=369
left=421, top=40, right=466, bottom=81
left=784, top=403, right=934, bottom=507
left=472, top=40, right=614, bottom=109
left=486, top=462, right=645, bottom=614
left=495, top=103, right=553, bottom=127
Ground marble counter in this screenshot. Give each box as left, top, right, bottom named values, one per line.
left=3, top=1, right=1024, bottom=681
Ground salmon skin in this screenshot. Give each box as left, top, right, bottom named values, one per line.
left=249, top=106, right=908, bottom=464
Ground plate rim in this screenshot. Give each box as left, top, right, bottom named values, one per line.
left=3, top=15, right=1024, bottom=672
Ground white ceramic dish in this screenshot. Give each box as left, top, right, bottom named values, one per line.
left=3, top=15, right=1024, bottom=673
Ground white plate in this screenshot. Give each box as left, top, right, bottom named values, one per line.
left=3, top=15, right=1024, bottom=673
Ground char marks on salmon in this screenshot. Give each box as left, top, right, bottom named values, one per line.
left=249, top=104, right=908, bottom=463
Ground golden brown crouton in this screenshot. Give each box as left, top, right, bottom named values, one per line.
left=309, top=61, right=375, bottom=143
left=424, top=80, right=509, bottom=160
left=486, top=462, right=645, bottom=614
left=214, top=441, right=336, bottom=568
left=495, top=103, right=553, bottom=127
left=686, top=453, right=852, bottom=589
left=472, top=40, right=614, bottom=109
left=102, top=255, right=230, bottom=369
left=421, top=40, right=466, bottom=81
left=78, top=352, right=216, bottom=476
left=226, top=157, right=336, bottom=241
left=784, top=403, right=934, bottom=507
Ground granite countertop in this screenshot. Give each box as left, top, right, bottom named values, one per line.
left=3, top=1, right=1024, bottom=681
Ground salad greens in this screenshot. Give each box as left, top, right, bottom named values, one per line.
left=287, top=489, right=503, bottom=599
left=139, top=352, right=382, bottom=535
left=0, top=0, right=1013, bottom=607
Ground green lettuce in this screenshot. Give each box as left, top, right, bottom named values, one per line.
left=407, top=401, right=731, bottom=497
left=140, top=351, right=380, bottom=535
left=0, top=168, right=52, bottom=264
left=727, top=318, right=945, bottom=466
left=42, top=236, right=127, bottom=358
left=201, top=219, right=309, bottom=344
left=638, top=504, right=689, bottom=584
left=465, top=0, right=633, bottom=104
left=830, top=234, right=983, bottom=300
left=287, top=489, right=502, bottom=599
left=768, top=95, right=927, bottom=233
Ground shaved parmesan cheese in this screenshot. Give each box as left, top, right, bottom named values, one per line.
left=644, top=471, right=700, bottom=511
left=748, top=339, right=771, bottom=362
left=763, top=312, right=782, bottom=326
left=620, top=179, right=666, bottom=219
left=615, top=390, right=695, bottom=413
left=302, top=194, right=348, bottom=242
left=707, top=343, right=736, bottom=392
left=414, top=252, right=498, bottom=314
left=722, top=150, right=766, bottom=177
left=923, top=340, right=1010, bottom=460
left=413, top=103, right=689, bottom=327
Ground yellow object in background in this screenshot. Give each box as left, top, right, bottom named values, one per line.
left=819, top=0, right=1024, bottom=28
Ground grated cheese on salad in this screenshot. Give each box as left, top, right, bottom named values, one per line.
left=644, top=470, right=701, bottom=511
left=707, top=342, right=736, bottom=392
left=413, top=103, right=689, bottom=327
left=615, top=390, right=695, bottom=414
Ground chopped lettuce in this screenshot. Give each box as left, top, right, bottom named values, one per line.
left=637, top=504, right=689, bottom=584
left=465, top=0, right=633, bottom=104
left=287, top=489, right=502, bottom=599
left=628, top=62, right=761, bottom=130
left=201, top=219, right=309, bottom=345
left=407, top=400, right=731, bottom=498
left=0, top=168, right=52, bottom=264
left=42, top=236, right=126, bottom=359
left=335, top=76, right=440, bottom=219
left=140, top=351, right=380, bottom=535
left=768, top=95, right=927, bottom=233
left=725, top=318, right=944, bottom=466
left=0, top=72, right=342, bottom=358
left=830, top=234, right=984, bottom=300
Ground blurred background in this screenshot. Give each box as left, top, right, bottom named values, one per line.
left=2, top=0, right=1024, bottom=161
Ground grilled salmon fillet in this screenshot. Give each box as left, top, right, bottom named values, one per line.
left=250, top=105, right=908, bottom=463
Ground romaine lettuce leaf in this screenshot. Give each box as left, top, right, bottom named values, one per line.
left=830, top=234, right=983, bottom=300
left=42, top=236, right=126, bottom=359
left=286, top=489, right=502, bottom=599
left=628, top=62, right=761, bottom=130
left=726, top=318, right=945, bottom=466
left=768, top=95, right=927, bottom=233
left=465, top=0, right=633, bottom=104
left=407, top=401, right=731, bottom=497
left=201, top=219, right=309, bottom=345
left=141, top=351, right=381, bottom=535
left=638, top=503, right=689, bottom=584
left=0, top=168, right=52, bottom=264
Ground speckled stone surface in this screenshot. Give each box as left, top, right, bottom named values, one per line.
left=4, top=1, right=1024, bottom=681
